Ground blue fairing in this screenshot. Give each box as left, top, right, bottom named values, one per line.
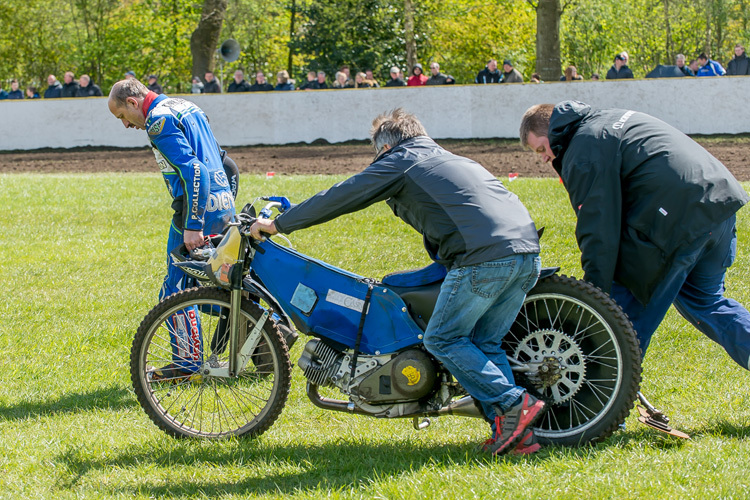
left=251, top=239, right=425, bottom=354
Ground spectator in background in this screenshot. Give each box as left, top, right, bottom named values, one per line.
left=560, top=66, right=583, bottom=81
left=276, top=70, right=295, bottom=91
left=501, top=60, right=523, bottom=83
left=0, top=83, right=6, bottom=100
left=316, top=71, right=329, bottom=89
left=202, top=72, right=221, bottom=93
left=147, top=75, right=163, bottom=94
left=354, top=72, right=377, bottom=88
left=407, top=63, right=428, bottom=86
left=365, top=69, right=380, bottom=88
left=726, top=44, right=750, bottom=76
left=124, top=70, right=136, bottom=80
left=426, top=62, right=450, bottom=85
left=333, top=71, right=353, bottom=89
left=77, top=74, right=103, bottom=97
left=7, top=79, right=24, bottom=99
left=476, top=59, right=502, bottom=83
left=250, top=71, right=273, bottom=92
left=606, top=53, right=634, bottom=79
left=339, top=65, right=354, bottom=87
left=61, top=71, right=80, bottom=98
left=25, top=86, right=40, bottom=99
left=191, top=76, right=204, bottom=94
left=385, top=66, right=406, bottom=87
left=676, top=54, right=694, bottom=76
left=696, top=53, right=726, bottom=77
left=44, top=75, right=63, bottom=98
left=591, top=73, right=600, bottom=81
left=688, top=59, right=700, bottom=75
left=228, top=70, right=252, bottom=92
left=298, top=71, right=319, bottom=90
left=530, top=73, right=542, bottom=83
left=275, top=70, right=295, bottom=91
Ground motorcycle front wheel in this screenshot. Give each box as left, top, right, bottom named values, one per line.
left=131, top=287, right=292, bottom=439
left=504, top=274, right=642, bottom=446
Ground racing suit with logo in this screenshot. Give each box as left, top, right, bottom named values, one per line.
left=143, top=92, right=236, bottom=301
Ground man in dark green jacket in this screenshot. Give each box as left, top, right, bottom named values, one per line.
left=520, top=100, right=750, bottom=372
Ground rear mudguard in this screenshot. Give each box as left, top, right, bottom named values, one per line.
left=539, top=267, right=560, bottom=280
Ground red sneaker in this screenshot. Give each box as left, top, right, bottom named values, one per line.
left=481, top=426, right=541, bottom=455
left=510, top=429, right=541, bottom=455
left=487, top=393, right=546, bottom=456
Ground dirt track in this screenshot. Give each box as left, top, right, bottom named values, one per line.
left=2, top=137, right=750, bottom=180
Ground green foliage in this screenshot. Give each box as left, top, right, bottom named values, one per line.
left=562, top=0, right=746, bottom=78
left=290, top=0, right=406, bottom=81
left=419, top=0, right=537, bottom=83
left=221, top=0, right=294, bottom=79
left=0, top=0, right=749, bottom=91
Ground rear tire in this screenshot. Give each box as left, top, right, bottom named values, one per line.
left=131, top=287, right=292, bottom=439
left=504, top=274, right=642, bottom=446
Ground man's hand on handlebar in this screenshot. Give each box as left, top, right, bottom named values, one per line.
left=184, top=229, right=206, bottom=251
left=250, top=219, right=278, bottom=240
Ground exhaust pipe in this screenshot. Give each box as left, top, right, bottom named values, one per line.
left=307, top=383, right=485, bottom=420
left=430, top=395, right=485, bottom=418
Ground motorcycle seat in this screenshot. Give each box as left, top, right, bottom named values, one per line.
left=381, top=262, right=447, bottom=287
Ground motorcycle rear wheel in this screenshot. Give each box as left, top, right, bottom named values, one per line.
left=131, top=287, right=292, bottom=439
left=504, top=274, right=642, bottom=446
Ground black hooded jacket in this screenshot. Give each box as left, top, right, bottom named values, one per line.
left=274, top=136, right=540, bottom=269
left=549, top=101, right=748, bottom=304
left=727, top=52, right=750, bottom=75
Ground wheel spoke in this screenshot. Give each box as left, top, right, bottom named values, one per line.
left=504, top=279, right=636, bottom=443
left=132, top=289, right=291, bottom=438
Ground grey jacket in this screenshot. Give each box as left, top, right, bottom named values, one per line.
left=275, top=136, right=540, bottom=269
left=549, top=101, right=748, bottom=303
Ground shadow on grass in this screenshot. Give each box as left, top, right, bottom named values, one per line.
left=52, top=435, right=640, bottom=496
left=0, top=385, right=135, bottom=421
left=621, top=417, right=750, bottom=445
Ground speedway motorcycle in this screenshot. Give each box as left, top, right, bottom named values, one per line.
left=130, top=198, right=642, bottom=446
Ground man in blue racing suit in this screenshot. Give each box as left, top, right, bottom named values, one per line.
left=108, top=78, right=237, bottom=376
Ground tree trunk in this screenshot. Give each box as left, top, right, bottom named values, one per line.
left=534, top=0, right=562, bottom=81
left=404, top=0, right=417, bottom=70
left=190, top=0, right=228, bottom=80
left=663, top=0, right=672, bottom=64
left=288, top=0, right=297, bottom=75
left=704, top=0, right=712, bottom=54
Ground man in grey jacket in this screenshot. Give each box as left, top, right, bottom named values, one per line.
left=520, top=101, right=750, bottom=373
left=251, top=109, right=546, bottom=455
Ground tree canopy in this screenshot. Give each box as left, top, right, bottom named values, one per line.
left=0, top=0, right=747, bottom=93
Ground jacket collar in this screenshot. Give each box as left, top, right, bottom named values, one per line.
left=142, top=91, right=163, bottom=118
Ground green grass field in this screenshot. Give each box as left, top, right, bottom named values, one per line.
left=1, top=173, right=749, bottom=499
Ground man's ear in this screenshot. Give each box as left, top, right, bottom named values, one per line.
left=126, top=96, right=139, bottom=110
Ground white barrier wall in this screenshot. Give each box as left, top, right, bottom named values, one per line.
left=0, top=77, right=748, bottom=151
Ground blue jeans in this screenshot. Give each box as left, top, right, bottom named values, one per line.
left=609, top=214, right=750, bottom=370
left=423, top=253, right=541, bottom=419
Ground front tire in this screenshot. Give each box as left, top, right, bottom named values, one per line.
left=131, top=287, right=292, bottom=439
left=504, top=274, right=642, bottom=446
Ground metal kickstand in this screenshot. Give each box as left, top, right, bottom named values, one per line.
left=636, top=391, right=690, bottom=439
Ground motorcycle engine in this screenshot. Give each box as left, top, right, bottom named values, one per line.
left=297, top=338, right=438, bottom=404
left=297, top=338, right=347, bottom=388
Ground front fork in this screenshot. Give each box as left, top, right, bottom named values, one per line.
left=210, top=262, right=269, bottom=378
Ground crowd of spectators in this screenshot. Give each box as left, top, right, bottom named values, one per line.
left=2, top=43, right=748, bottom=101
